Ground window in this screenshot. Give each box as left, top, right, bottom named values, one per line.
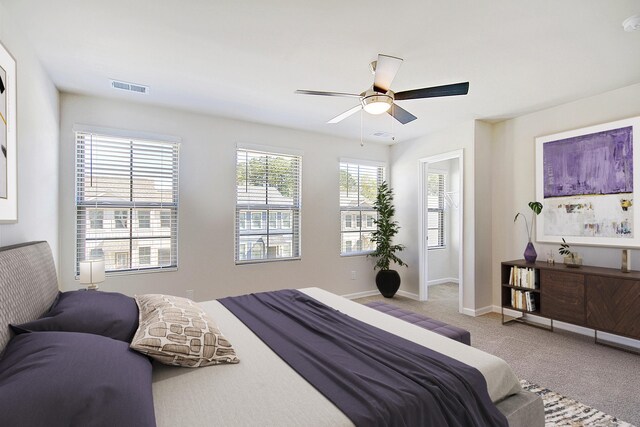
left=75, top=131, right=179, bottom=275
left=251, top=211, right=263, bottom=229
left=115, top=252, right=129, bottom=269
left=139, top=246, right=151, bottom=265
left=427, top=172, right=446, bottom=249
left=238, top=212, right=246, bottom=230
left=88, top=209, right=103, bottom=229
left=114, top=210, right=128, bottom=229
left=157, top=248, right=171, bottom=266
left=236, top=147, right=301, bottom=263
left=340, top=160, right=385, bottom=255
left=90, top=248, right=104, bottom=259
left=138, top=210, right=151, bottom=228
left=160, top=210, right=171, bottom=228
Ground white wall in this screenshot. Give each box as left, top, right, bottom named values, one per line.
left=491, top=83, right=640, bottom=307
left=59, top=93, right=389, bottom=300
left=391, top=121, right=479, bottom=309
left=474, top=121, right=493, bottom=309
left=427, top=158, right=459, bottom=284
left=0, top=4, right=59, bottom=265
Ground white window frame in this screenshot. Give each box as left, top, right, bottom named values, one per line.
left=339, top=159, right=386, bottom=256
left=75, top=128, right=180, bottom=276
left=235, top=144, right=302, bottom=264
left=427, top=171, right=446, bottom=250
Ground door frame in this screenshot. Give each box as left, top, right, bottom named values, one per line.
left=418, top=149, right=464, bottom=313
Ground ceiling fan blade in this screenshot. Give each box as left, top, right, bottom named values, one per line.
left=388, top=103, right=417, bottom=124
left=327, top=105, right=362, bottom=124
left=373, top=54, right=403, bottom=93
left=295, top=89, right=361, bottom=98
left=394, top=82, right=469, bottom=100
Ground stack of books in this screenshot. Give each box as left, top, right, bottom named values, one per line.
left=508, top=266, right=538, bottom=289
left=511, top=289, right=537, bottom=312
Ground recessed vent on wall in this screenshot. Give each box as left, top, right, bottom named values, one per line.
left=110, top=79, right=149, bottom=94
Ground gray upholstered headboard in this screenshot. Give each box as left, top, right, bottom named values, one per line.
left=0, top=241, right=59, bottom=351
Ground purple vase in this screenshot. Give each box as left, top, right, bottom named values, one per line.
left=524, top=241, right=537, bottom=263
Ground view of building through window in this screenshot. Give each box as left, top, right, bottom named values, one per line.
left=339, top=161, right=385, bottom=255
left=236, top=148, right=301, bottom=262
left=427, top=172, right=446, bottom=249
left=75, top=132, right=179, bottom=274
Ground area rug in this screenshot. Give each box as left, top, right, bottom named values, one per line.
left=520, top=380, right=635, bottom=427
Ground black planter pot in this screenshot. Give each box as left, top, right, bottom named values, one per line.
left=375, top=269, right=401, bottom=298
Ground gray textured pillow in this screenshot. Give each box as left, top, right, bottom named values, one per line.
left=131, top=294, right=239, bottom=367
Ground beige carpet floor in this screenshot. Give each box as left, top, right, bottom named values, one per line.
left=354, top=283, right=640, bottom=426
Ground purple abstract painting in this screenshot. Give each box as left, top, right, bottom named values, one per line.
left=543, top=126, right=633, bottom=198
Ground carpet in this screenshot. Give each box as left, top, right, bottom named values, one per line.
left=520, top=380, right=635, bottom=427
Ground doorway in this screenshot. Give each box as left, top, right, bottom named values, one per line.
left=419, top=150, right=463, bottom=313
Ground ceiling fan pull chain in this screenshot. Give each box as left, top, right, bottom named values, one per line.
left=360, top=108, right=364, bottom=147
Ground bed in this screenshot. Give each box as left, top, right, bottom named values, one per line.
left=0, top=241, right=544, bottom=426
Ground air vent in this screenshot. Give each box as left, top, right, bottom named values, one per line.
left=110, top=79, right=149, bottom=94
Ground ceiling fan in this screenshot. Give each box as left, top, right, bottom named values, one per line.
left=295, top=54, right=469, bottom=125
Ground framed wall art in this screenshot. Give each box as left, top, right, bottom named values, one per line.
left=536, top=116, right=640, bottom=247
left=0, top=40, right=16, bottom=223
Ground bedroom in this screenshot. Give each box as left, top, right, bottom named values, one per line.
left=0, top=1, right=639, bottom=426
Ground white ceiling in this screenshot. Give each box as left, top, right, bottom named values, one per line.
left=3, top=1, right=639, bottom=144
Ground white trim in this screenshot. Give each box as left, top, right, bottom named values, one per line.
left=396, top=289, right=420, bottom=300
left=428, top=277, right=459, bottom=286
left=341, top=289, right=380, bottom=300
left=340, top=251, right=374, bottom=258
left=418, top=149, right=464, bottom=315
left=492, top=306, right=640, bottom=350
left=73, top=124, right=181, bottom=143
left=461, top=305, right=493, bottom=317
left=237, top=142, right=304, bottom=157
left=340, top=289, right=419, bottom=301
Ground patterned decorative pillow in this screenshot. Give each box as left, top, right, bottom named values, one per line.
left=131, top=294, right=239, bottom=367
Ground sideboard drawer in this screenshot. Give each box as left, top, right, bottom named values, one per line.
left=540, top=270, right=585, bottom=325
left=586, top=276, right=640, bottom=340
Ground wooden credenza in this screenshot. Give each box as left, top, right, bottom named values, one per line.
left=501, top=260, right=640, bottom=342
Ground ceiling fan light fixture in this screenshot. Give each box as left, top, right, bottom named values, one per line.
left=361, top=93, right=393, bottom=115
left=623, top=14, right=640, bottom=32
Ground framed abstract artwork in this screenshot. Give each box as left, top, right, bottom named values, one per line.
left=0, top=40, right=16, bottom=223
left=536, top=117, right=640, bottom=247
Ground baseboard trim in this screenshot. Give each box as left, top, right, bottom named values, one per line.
left=428, top=278, right=459, bottom=286
left=341, top=289, right=420, bottom=301
left=396, top=289, right=420, bottom=300
left=492, top=306, right=640, bottom=350
left=461, top=305, right=493, bottom=317
left=341, top=289, right=379, bottom=300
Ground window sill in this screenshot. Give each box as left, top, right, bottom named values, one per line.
left=340, top=251, right=374, bottom=257
left=236, top=257, right=301, bottom=265
left=428, top=246, right=447, bottom=251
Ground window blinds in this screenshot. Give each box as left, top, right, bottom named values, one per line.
left=427, top=172, right=445, bottom=248
left=75, top=132, right=179, bottom=275
left=339, top=161, right=385, bottom=255
left=236, top=148, right=301, bottom=263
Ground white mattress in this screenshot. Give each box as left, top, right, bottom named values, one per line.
left=152, top=288, right=522, bottom=427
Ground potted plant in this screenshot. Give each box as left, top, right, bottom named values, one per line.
left=559, top=238, right=582, bottom=268
left=369, top=181, right=407, bottom=298
left=514, top=201, right=543, bottom=263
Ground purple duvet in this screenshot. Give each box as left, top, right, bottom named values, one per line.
left=219, top=289, right=507, bottom=427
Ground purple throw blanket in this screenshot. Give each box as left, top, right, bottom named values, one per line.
left=219, top=290, right=507, bottom=427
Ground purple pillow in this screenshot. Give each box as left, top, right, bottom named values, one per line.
left=0, top=331, right=156, bottom=427
left=11, top=290, right=138, bottom=342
